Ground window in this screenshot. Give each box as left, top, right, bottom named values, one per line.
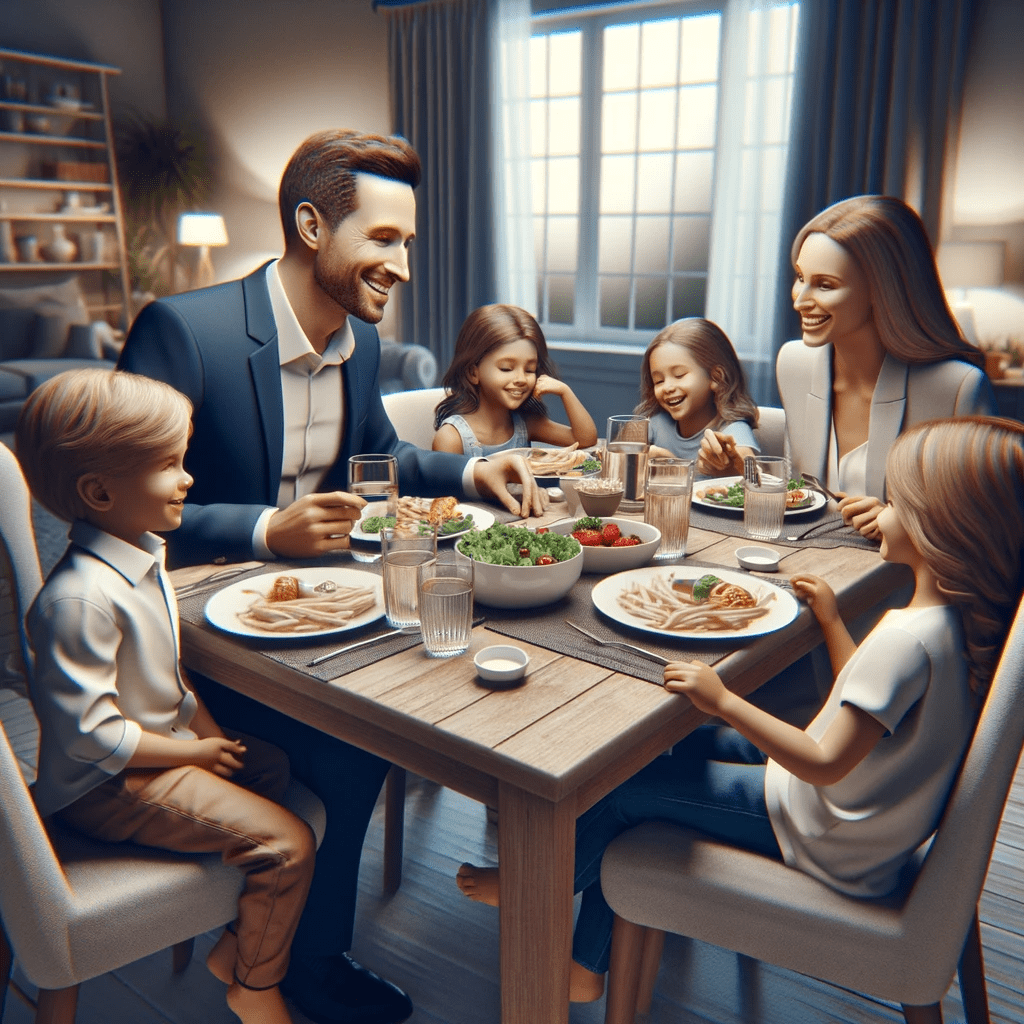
left=527, top=2, right=799, bottom=353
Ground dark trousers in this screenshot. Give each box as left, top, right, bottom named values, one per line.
left=193, top=674, right=392, bottom=962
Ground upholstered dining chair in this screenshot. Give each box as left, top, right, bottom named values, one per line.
left=0, top=442, right=327, bottom=1024
left=753, top=405, right=786, bottom=459
left=600, top=597, right=1024, bottom=1024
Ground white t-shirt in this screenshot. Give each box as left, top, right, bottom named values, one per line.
left=764, top=605, right=973, bottom=897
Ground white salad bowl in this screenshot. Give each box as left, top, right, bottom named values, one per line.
left=546, top=517, right=661, bottom=574
left=455, top=539, right=583, bottom=608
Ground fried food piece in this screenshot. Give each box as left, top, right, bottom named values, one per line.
left=428, top=495, right=460, bottom=524
left=267, top=575, right=300, bottom=602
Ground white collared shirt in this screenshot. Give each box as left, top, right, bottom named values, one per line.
left=27, top=521, right=198, bottom=816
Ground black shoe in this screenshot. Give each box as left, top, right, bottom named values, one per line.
left=281, top=953, right=413, bottom=1024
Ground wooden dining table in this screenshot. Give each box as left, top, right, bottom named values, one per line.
left=171, top=506, right=911, bottom=1024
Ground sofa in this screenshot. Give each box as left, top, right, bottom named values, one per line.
left=0, top=276, right=118, bottom=434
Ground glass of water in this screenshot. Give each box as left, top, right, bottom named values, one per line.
left=418, top=555, right=474, bottom=658
left=381, top=523, right=437, bottom=628
left=604, top=415, right=650, bottom=513
left=644, top=457, right=695, bottom=560
left=743, top=457, right=790, bottom=541
left=348, top=454, right=399, bottom=515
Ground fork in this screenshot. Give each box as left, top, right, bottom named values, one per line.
left=799, top=473, right=842, bottom=503
left=174, top=565, right=253, bottom=598
left=566, top=621, right=670, bottom=678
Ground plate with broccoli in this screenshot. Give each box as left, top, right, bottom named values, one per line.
left=692, top=477, right=825, bottom=516
left=351, top=500, right=495, bottom=543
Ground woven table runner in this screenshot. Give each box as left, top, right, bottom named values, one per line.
left=175, top=560, right=425, bottom=683
left=689, top=504, right=879, bottom=551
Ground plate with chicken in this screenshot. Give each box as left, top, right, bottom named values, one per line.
left=350, top=495, right=495, bottom=543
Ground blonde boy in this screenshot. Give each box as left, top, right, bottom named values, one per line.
left=16, top=368, right=314, bottom=1024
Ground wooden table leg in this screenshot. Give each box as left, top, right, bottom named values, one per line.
left=498, top=782, right=576, bottom=1024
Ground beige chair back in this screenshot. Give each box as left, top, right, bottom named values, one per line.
left=382, top=387, right=448, bottom=449
left=753, top=405, right=786, bottom=458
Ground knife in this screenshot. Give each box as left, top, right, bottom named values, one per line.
left=308, top=615, right=485, bottom=667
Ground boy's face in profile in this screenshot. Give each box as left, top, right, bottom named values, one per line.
left=79, top=431, right=193, bottom=547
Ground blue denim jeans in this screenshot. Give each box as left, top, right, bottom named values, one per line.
left=571, top=724, right=782, bottom=974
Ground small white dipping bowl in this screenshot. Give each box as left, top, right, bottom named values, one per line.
left=546, top=517, right=661, bottom=574
left=474, top=645, right=530, bottom=684
left=735, top=545, right=781, bottom=572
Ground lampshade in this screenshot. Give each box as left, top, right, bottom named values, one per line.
left=935, top=241, right=1005, bottom=290
left=178, top=213, right=228, bottom=247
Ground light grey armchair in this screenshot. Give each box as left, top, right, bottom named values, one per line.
left=0, top=442, right=326, bottom=1023
left=600, top=598, right=1024, bottom=1024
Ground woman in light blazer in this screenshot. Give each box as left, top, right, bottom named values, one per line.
left=777, top=195, right=996, bottom=539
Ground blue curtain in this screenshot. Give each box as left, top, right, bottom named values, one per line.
left=380, top=0, right=498, bottom=373
left=765, top=0, right=976, bottom=401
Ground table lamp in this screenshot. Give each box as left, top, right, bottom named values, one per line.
left=178, top=212, right=228, bottom=290
left=935, top=240, right=1005, bottom=345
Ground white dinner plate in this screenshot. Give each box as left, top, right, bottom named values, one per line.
left=591, top=565, right=800, bottom=641
left=691, top=476, right=826, bottom=517
left=350, top=501, right=495, bottom=544
left=204, top=567, right=383, bottom=639
left=502, top=447, right=602, bottom=486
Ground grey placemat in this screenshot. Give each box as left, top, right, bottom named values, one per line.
left=175, top=560, right=425, bottom=682
left=689, top=504, right=879, bottom=550
left=481, top=558, right=783, bottom=685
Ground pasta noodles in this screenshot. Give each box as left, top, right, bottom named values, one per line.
left=238, top=581, right=378, bottom=633
left=616, top=574, right=774, bottom=633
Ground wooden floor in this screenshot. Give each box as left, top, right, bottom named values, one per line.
left=5, top=500, right=1024, bottom=1024
left=4, top=765, right=1024, bottom=1024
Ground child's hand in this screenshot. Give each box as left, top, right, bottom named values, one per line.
left=192, top=737, right=247, bottom=777
left=789, top=573, right=840, bottom=623
left=697, top=429, right=743, bottom=476
left=663, top=660, right=729, bottom=714
left=532, top=374, right=566, bottom=399
left=836, top=494, right=884, bottom=540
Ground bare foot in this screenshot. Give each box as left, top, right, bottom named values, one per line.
left=226, top=981, right=294, bottom=1024
left=206, top=929, right=237, bottom=985
left=456, top=862, right=500, bottom=906
left=570, top=962, right=605, bottom=1003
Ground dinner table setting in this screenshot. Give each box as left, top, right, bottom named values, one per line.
left=169, top=444, right=912, bottom=1024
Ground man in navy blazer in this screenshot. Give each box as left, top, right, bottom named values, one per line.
left=119, top=130, right=542, bottom=1024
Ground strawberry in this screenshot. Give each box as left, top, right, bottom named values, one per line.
left=611, top=535, right=642, bottom=547
left=600, top=523, right=621, bottom=545
left=572, top=528, right=603, bottom=547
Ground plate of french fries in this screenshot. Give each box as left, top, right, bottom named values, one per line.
left=205, top=567, right=383, bottom=639
left=591, top=566, right=799, bottom=641
left=503, top=444, right=602, bottom=483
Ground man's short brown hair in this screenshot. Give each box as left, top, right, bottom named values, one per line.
left=278, top=129, right=421, bottom=244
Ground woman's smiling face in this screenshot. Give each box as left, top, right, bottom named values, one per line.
left=791, top=232, right=874, bottom=349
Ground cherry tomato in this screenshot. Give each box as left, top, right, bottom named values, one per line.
left=535, top=554, right=556, bottom=566
left=535, top=527, right=549, bottom=534
left=519, top=547, right=532, bottom=557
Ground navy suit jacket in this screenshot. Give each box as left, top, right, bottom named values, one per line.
left=118, top=263, right=468, bottom=566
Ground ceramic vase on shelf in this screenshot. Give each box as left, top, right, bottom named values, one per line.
left=0, top=203, right=15, bottom=263
left=81, top=228, right=105, bottom=263
left=44, top=223, right=77, bottom=263
left=15, top=235, right=40, bottom=263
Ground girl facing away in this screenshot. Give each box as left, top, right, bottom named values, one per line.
left=432, top=304, right=598, bottom=456
left=637, top=317, right=761, bottom=477
left=457, top=416, right=1024, bottom=1003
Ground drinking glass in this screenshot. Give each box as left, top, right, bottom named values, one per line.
left=743, top=456, right=790, bottom=541
left=644, top=457, right=695, bottom=560
left=603, top=415, right=650, bottom=513
left=348, top=454, right=398, bottom=563
left=381, top=523, right=437, bottom=628
left=418, top=556, right=474, bottom=658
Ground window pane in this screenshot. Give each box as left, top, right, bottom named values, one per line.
left=639, top=19, right=680, bottom=88
left=548, top=30, right=582, bottom=95
left=599, top=216, right=633, bottom=274
left=673, top=152, right=714, bottom=212
left=530, top=35, right=547, bottom=98
left=672, top=276, right=707, bottom=320
left=636, top=153, right=673, bottom=213
left=534, top=216, right=546, bottom=269
left=602, top=92, right=638, bottom=153
left=676, top=85, right=717, bottom=149
left=635, top=277, right=668, bottom=330
left=600, top=155, right=636, bottom=214
left=537, top=276, right=545, bottom=321
left=548, top=275, right=575, bottom=324
left=548, top=157, right=579, bottom=214
left=638, top=89, right=676, bottom=152
left=679, top=13, right=720, bottom=83
left=634, top=217, right=670, bottom=275
left=672, top=215, right=711, bottom=272
left=531, top=159, right=546, bottom=214
left=767, top=6, right=797, bottom=75
left=603, top=23, right=639, bottom=91
left=548, top=97, right=580, bottom=156
left=600, top=277, right=631, bottom=328
left=530, top=99, right=547, bottom=157
left=547, top=216, right=578, bottom=272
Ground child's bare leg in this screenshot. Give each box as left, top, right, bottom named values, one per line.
left=457, top=864, right=605, bottom=1002
left=226, top=981, right=294, bottom=1024
left=206, top=928, right=237, bottom=985
left=456, top=862, right=500, bottom=906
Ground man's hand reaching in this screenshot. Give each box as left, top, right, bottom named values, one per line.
left=266, top=491, right=367, bottom=558
left=472, top=452, right=548, bottom=517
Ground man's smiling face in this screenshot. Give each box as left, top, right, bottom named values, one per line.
left=313, top=171, right=416, bottom=324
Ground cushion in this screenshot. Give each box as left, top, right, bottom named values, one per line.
left=0, top=277, right=90, bottom=360
left=0, top=369, right=29, bottom=402
left=0, top=307, right=38, bottom=361
left=31, top=313, right=69, bottom=359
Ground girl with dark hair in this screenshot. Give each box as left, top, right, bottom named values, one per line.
left=432, top=304, right=597, bottom=456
